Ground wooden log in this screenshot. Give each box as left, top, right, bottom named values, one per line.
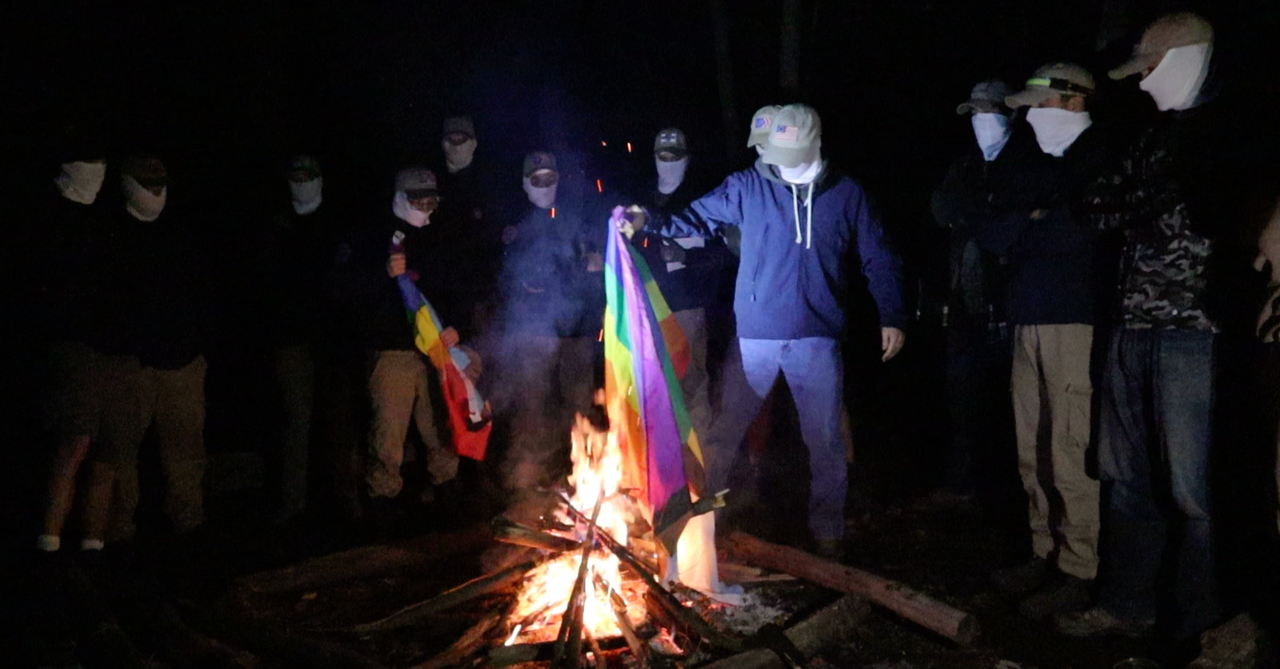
left=699, top=595, right=870, bottom=669
left=553, top=490, right=605, bottom=668
left=350, top=559, right=537, bottom=634
left=235, top=524, right=491, bottom=594
left=493, top=516, right=583, bottom=553
left=490, top=642, right=554, bottom=666
left=408, top=600, right=515, bottom=669
left=727, top=532, right=980, bottom=645
left=181, top=602, right=387, bottom=669
left=594, top=571, right=649, bottom=667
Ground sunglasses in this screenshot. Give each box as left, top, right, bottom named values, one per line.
left=528, top=172, right=559, bottom=188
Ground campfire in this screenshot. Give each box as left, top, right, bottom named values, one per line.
left=503, top=412, right=649, bottom=646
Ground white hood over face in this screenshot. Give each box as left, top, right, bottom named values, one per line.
left=1140, top=43, right=1213, bottom=112
left=289, top=177, right=323, bottom=215
left=443, top=138, right=477, bottom=173
left=523, top=176, right=557, bottom=209
left=55, top=161, right=107, bottom=205
left=1026, top=107, right=1093, bottom=157
left=392, top=190, right=430, bottom=227
left=655, top=156, right=688, bottom=194
left=122, top=175, right=167, bottom=221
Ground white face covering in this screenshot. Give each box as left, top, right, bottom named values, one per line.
left=289, top=177, right=323, bottom=215
left=1140, top=43, right=1213, bottom=112
left=778, top=151, right=824, bottom=184
left=392, top=190, right=430, bottom=227
left=971, top=113, right=1011, bottom=162
left=443, top=138, right=477, bottom=173
left=655, top=156, right=689, bottom=195
left=523, top=176, right=557, bottom=209
left=1026, top=107, right=1093, bottom=157
left=122, top=175, right=167, bottom=221
left=55, top=161, right=107, bottom=205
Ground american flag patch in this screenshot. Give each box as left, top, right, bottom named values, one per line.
left=754, top=116, right=770, bottom=129
left=774, top=124, right=799, bottom=142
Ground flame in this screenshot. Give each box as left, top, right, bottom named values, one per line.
left=508, top=412, right=646, bottom=643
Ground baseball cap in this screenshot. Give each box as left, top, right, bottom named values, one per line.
left=395, top=167, right=438, bottom=198
left=443, top=116, right=476, bottom=141
left=653, top=127, right=688, bottom=159
left=747, top=105, right=783, bottom=148
left=761, top=104, right=821, bottom=168
left=1005, top=63, right=1096, bottom=108
left=522, top=151, right=557, bottom=178
left=956, top=80, right=1012, bottom=114
left=285, top=154, right=321, bottom=178
left=1109, top=13, right=1214, bottom=80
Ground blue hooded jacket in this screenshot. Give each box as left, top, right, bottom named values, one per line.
left=657, top=159, right=905, bottom=339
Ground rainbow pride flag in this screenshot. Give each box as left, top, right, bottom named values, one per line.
left=603, top=206, right=704, bottom=554
left=392, top=232, right=491, bottom=461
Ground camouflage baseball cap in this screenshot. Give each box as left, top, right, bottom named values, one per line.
left=747, top=105, right=783, bottom=148
left=956, top=80, right=1012, bottom=115
left=1109, top=12, right=1214, bottom=80
left=1005, top=62, right=1096, bottom=108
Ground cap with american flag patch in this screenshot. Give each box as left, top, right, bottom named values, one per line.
left=762, top=104, right=821, bottom=168
left=748, top=104, right=783, bottom=148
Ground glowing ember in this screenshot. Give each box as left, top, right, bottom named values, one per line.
left=508, top=412, right=647, bottom=643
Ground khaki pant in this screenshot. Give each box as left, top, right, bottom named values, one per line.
left=366, top=350, right=458, bottom=499
left=97, top=356, right=208, bottom=539
left=1012, top=324, right=1099, bottom=579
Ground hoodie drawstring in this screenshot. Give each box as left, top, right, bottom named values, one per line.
left=789, top=183, right=814, bottom=249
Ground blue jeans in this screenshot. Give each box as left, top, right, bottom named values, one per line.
left=1098, top=328, right=1219, bottom=638
left=706, top=337, right=846, bottom=540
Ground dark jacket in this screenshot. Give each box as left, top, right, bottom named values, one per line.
left=633, top=180, right=737, bottom=313
left=33, top=187, right=120, bottom=350
left=342, top=215, right=465, bottom=352
left=657, top=159, right=905, bottom=340
left=930, top=146, right=1016, bottom=329
left=498, top=181, right=618, bottom=338
left=433, top=160, right=507, bottom=310
left=246, top=204, right=350, bottom=350
left=976, top=124, right=1118, bottom=326
left=100, top=207, right=212, bottom=369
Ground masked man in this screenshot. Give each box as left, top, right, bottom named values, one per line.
left=623, top=104, right=906, bottom=559
left=82, top=155, right=212, bottom=544
left=929, top=80, right=1016, bottom=510
left=976, top=64, right=1118, bottom=620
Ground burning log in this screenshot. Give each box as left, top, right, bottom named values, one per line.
left=557, top=492, right=746, bottom=653
left=552, top=489, right=606, bottom=668
left=698, top=595, right=870, bottom=669
left=493, top=515, right=583, bottom=553
left=594, top=571, right=649, bottom=666
left=350, top=559, right=537, bottom=635
left=727, top=532, right=980, bottom=645
left=235, top=524, right=491, bottom=594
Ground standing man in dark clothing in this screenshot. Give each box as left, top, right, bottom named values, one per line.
left=82, top=155, right=212, bottom=544
left=352, top=167, right=465, bottom=509
left=629, top=128, right=737, bottom=469
left=248, top=155, right=349, bottom=524
left=434, top=116, right=504, bottom=340
left=623, top=104, right=907, bottom=558
left=496, top=151, right=614, bottom=492
left=1059, top=13, right=1232, bottom=641
left=979, top=64, right=1115, bottom=619
left=930, top=80, right=1015, bottom=503
left=33, top=151, right=114, bottom=554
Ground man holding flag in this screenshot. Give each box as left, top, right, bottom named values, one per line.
left=352, top=167, right=487, bottom=518
left=621, top=104, right=906, bottom=558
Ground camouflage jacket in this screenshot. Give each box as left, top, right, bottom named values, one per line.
left=1083, top=120, right=1216, bottom=331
